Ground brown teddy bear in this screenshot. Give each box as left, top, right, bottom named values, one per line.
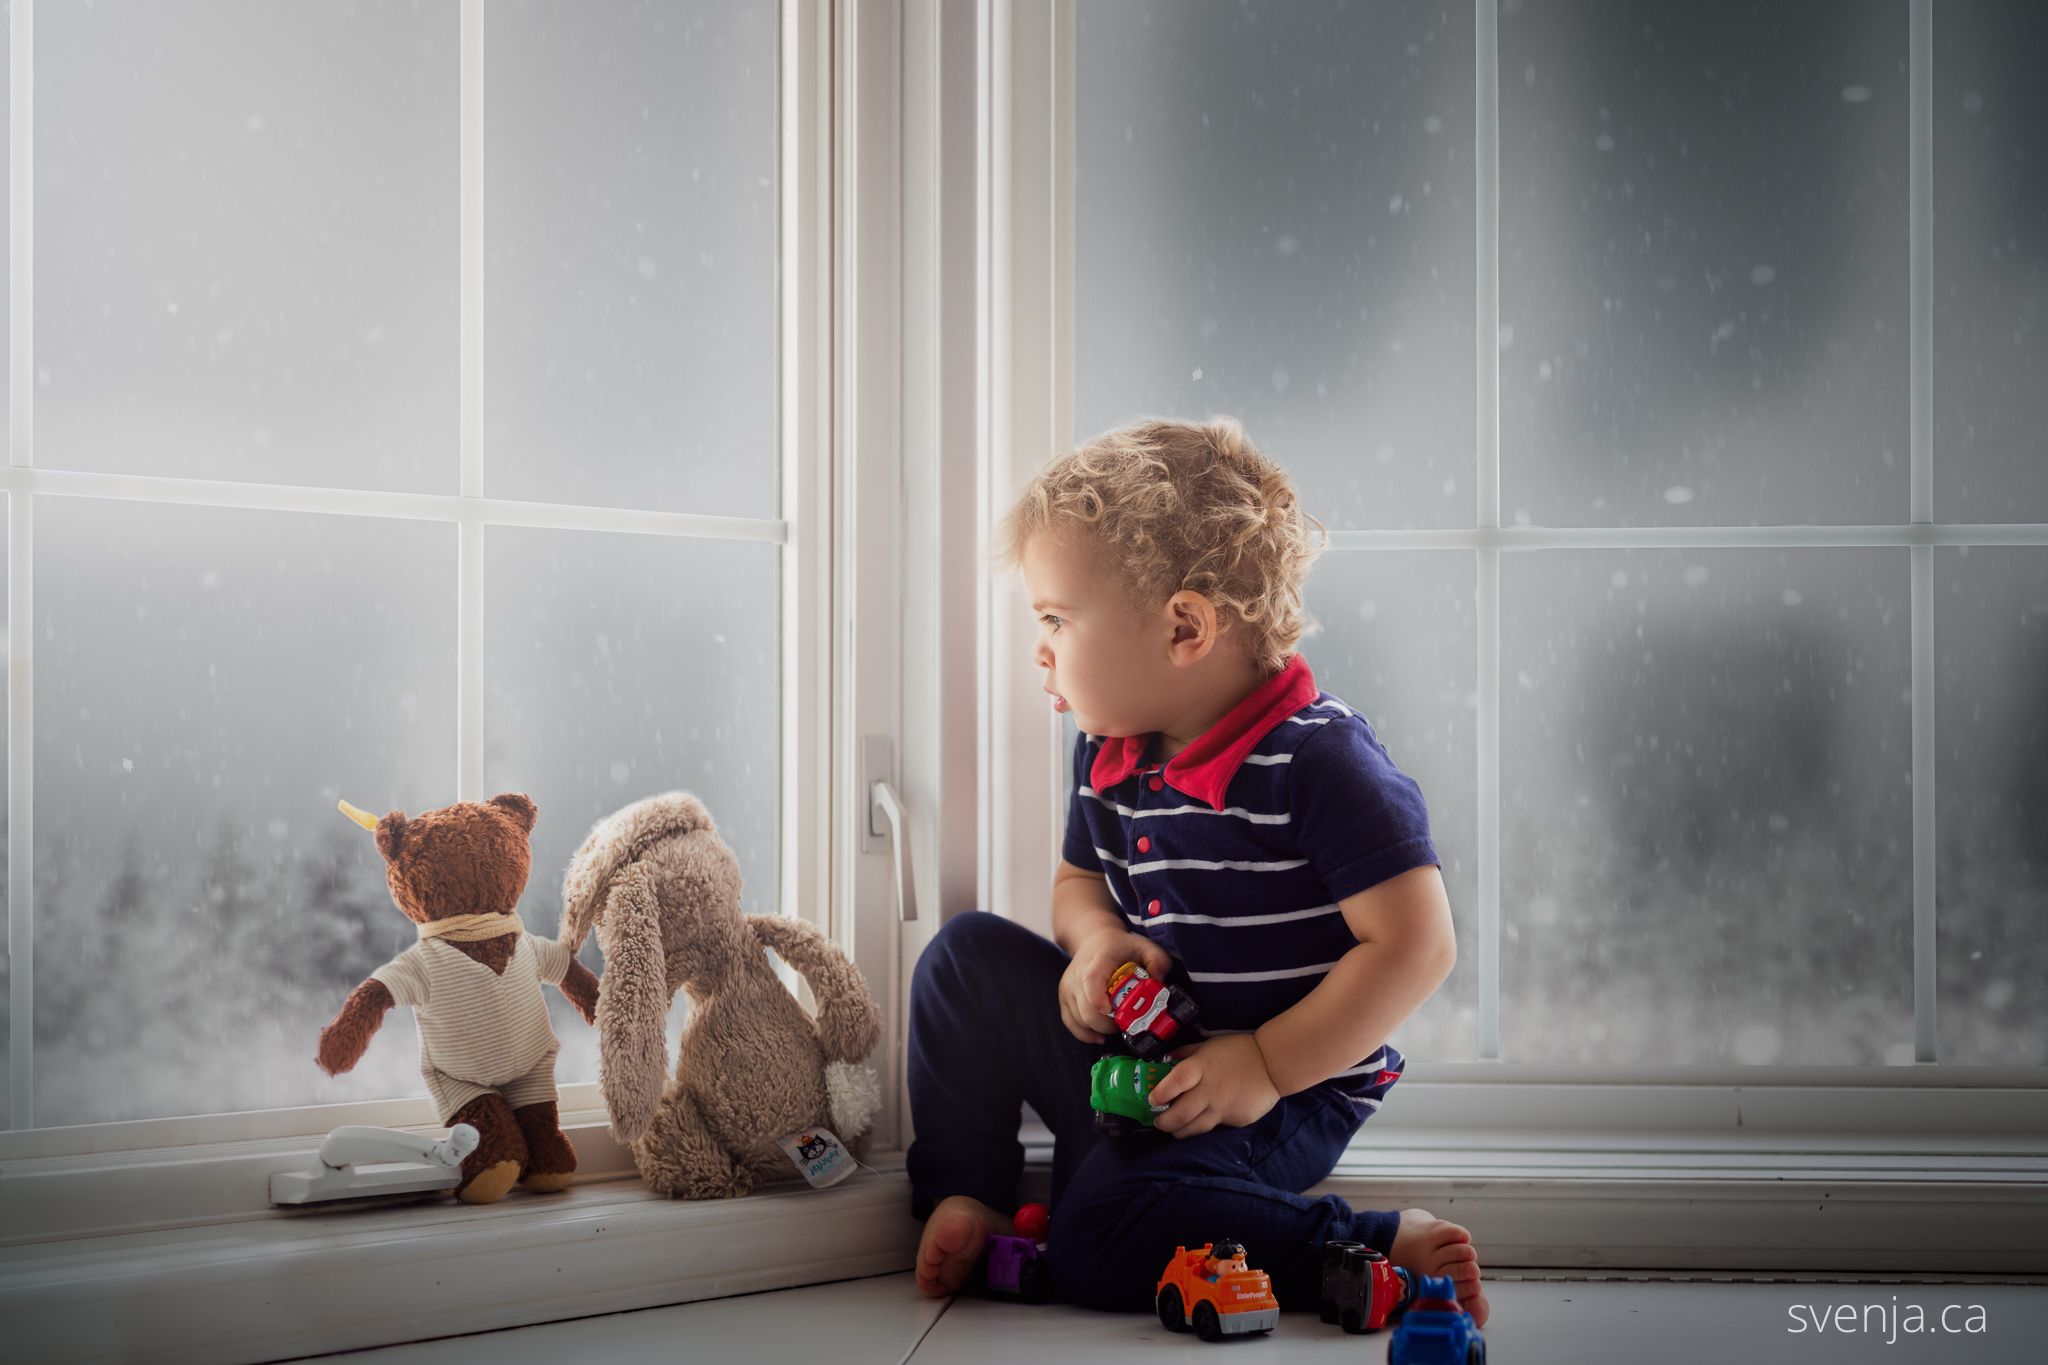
left=560, top=791, right=882, bottom=1198
left=315, top=791, right=601, bottom=1204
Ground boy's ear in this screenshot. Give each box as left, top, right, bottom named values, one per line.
left=375, top=811, right=409, bottom=864
left=1165, top=590, right=1221, bottom=655
left=488, top=791, right=539, bottom=834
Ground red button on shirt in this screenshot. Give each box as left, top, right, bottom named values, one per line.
left=1137, top=837, right=1151, bottom=853
left=1146, top=899, right=1162, bottom=916
left=1149, top=777, right=1164, bottom=791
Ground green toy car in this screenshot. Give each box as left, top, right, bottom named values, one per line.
left=1089, top=1055, right=1177, bottom=1137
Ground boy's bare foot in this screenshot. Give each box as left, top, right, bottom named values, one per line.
left=914, top=1194, right=1013, bottom=1298
left=1388, top=1206, right=1490, bottom=1328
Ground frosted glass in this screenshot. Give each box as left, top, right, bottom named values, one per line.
left=483, top=527, right=779, bottom=1085
left=32, top=500, right=457, bottom=1127
left=1501, top=548, right=1913, bottom=1065
left=35, top=0, right=460, bottom=494
left=484, top=0, right=777, bottom=516
left=1933, top=0, right=2048, bottom=523
left=1935, top=548, right=2048, bottom=1064
left=1302, top=552, right=1477, bottom=1060
left=1499, top=0, right=1908, bottom=527
left=1076, top=0, right=1476, bottom=530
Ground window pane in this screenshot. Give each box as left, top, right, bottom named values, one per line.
left=483, top=0, right=777, bottom=516
left=1499, top=0, right=1908, bottom=527
left=1935, top=548, right=2047, bottom=1064
left=36, top=1, right=459, bottom=494
left=32, top=500, right=457, bottom=1128
left=1934, top=1, right=2048, bottom=524
left=1303, top=551, right=1478, bottom=1060
left=483, top=527, right=779, bottom=1086
left=1076, top=0, right=1476, bottom=530
left=1502, top=548, right=1913, bottom=1065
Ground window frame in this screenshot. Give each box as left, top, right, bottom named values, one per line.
left=0, top=0, right=872, bottom=1168
left=984, top=0, right=2048, bottom=1139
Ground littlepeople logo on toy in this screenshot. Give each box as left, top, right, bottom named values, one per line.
left=1786, top=1296, right=1988, bottom=1345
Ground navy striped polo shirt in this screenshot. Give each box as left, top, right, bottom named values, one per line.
left=1060, top=652, right=1438, bottom=1110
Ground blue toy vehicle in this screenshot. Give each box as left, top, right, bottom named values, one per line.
left=1388, top=1274, right=1485, bottom=1365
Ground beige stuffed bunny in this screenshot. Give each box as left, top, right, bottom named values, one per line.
left=559, top=791, right=883, bottom=1198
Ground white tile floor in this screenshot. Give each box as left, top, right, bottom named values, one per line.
left=321, top=1270, right=2048, bottom=1365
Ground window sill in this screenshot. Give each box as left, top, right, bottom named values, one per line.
left=8, top=1083, right=2045, bottom=1364
left=1, top=1114, right=920, bottom=1365
left=1016, top=1118, right=2048, bottom=1276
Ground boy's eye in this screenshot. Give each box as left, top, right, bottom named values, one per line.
left=1039, top=614, right=1065, bottom=632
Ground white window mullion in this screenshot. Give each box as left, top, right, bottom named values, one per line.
left=457, top=0, right=486, bottom=803
left=1474, top=0, right=1502, bottom=1062
left=7, top=0, right=34, bottom=1132
left=1909, top=0, right=1937, bottom=1063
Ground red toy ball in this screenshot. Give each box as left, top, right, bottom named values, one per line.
left=1013, top=1202, right=1051, bottom=1241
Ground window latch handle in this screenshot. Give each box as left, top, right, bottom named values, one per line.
left=869, top=778, right=917, bottom=923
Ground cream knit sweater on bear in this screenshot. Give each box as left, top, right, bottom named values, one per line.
left=371, top=933, right=572, bottom=1121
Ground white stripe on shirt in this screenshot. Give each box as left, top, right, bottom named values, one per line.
left=1128, top=856, right=1311, bottom=875
left=1330, top=1053, right=1387, bottom=1078
left=1120, top=902, right=1342, bottom=929
left=1185, top=959, right=1341, bottom=983
left=1081, top=787, right=1292, bottom=825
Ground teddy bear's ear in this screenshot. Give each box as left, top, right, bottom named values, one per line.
left=488, top=791, right=538, bottom=834
left=375, top=811, right=409, bottom=864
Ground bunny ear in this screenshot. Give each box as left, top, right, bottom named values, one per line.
left=594, top=865, right=671, bottom=1143
left=375, top=811, right=409, bottom=864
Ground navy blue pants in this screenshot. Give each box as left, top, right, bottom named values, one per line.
left=906, top=910, right=1402, bottom=1312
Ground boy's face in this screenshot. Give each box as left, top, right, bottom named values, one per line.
left=1022, top=526, right=1189, bottom=740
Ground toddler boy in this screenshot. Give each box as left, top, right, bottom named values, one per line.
left=907, top=417, right=1488, bottom=1326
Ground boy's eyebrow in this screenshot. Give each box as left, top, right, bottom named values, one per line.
left=1031, top=599, right=1074, bottom=611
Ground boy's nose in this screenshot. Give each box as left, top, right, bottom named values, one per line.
left=1034, top=636, right=1053, bottom=667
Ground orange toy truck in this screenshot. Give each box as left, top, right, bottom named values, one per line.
left=1154, top=1240, right=1281, bottom=1341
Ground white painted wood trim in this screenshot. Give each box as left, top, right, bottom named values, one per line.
left=981, top=0, right=1065, bottom=938
left=1013, top=1122, right=2048, bottom=1275
left=897, top=0, right=985, bottom=1156
left=783, top=0, right=833, bottom=961
left=837, top=0, right=912, bottom=1151
left=1, top=1161, right=919, bottom=1365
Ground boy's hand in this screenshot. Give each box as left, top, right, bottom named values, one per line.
left=1149, top=1034, right=1280, bottom=1139
left=1058, top=924, right=1175, bottom=1044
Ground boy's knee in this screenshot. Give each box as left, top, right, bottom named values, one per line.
left=914, top=909, right=1023, bottom=990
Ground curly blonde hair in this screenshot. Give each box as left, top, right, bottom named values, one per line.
left=992, top=416, right=1329, bottom=677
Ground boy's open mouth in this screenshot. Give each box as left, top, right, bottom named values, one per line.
left=1045, top=686, right=1069, bottom=713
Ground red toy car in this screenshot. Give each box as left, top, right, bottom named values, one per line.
left=1319, top=1238, right=1414, bottom=1332
left=1105, top=961, right=1201, bottom=1060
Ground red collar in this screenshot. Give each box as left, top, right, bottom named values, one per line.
left=1088, top=654, right=1319, bottom=810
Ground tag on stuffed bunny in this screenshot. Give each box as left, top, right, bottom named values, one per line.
left=778, top=1127, right=857, bottom=1188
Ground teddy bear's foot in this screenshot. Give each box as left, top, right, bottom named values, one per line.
left=458, top=1159, right=524, bottom=1204
left=513, top=1099, right=577, bottom=1193
left=447, top=1093, right=529, bottom=1204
